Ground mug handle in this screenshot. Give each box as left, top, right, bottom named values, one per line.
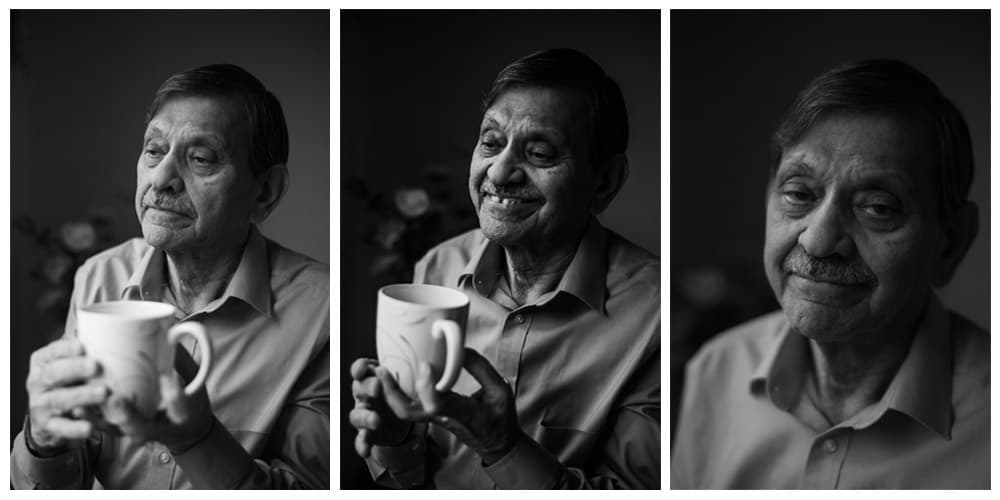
left=167, top=322, right=213, bottom=396
left=431, top=319, right=464, bottom=392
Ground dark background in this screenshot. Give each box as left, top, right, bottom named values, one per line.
left=11, top=11, right=329, bottom=443
left=340, top=10, right=660, bottom=488
left=670, top=11, right=989, bottom=438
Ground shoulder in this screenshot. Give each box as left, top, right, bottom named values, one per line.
left=265, top=238, right=329, bottom=295
left=949, top=311, right=990, bottom=409
left=604, top=228, right=660, bottom=296
left=415, top=228, right=485, bottom=286
left=687, top=311, right=785, bottom=378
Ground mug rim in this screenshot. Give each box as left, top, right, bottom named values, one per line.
left=378, top=283, right=470, bottom=310
left=78, top=300, right=178, bottom=320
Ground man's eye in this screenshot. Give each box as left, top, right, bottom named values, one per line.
left=527, top=149, right=556, bottom=163
left=480, top=139, right=502, bottom=155
left=144, top=148, right=163, bottom=159
left=780, top=188, right=814, bottom=206
left=859, top=203, right=899, bottom=219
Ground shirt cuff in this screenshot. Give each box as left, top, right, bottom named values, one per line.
left=11, top=430, right=85, bottom=489
left=483, top=434, right=564, bottom=489
left=365, top=422, right=427, bottom=488
left=171, top=417, right=255, bottom=489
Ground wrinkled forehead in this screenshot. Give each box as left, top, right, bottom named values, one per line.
left=145, top=95, right=248, bottom=145
left=483, top=86, right=590, bottom=134
left=777, top=110, right=938, bottom=182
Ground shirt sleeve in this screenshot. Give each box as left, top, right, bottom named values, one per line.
left=171, top=339, right=331, bottom=489
left=10, top=417, right=101, bottom=489
left=484, top=347, right=661, bottom=489
left=363, top=422, right=430, bottom=488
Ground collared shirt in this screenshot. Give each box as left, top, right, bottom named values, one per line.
left=671, top=295, right=990, bottom=489
left=11, top=227, right=330, bottom=489
left=365, top=218, right=661, bottom=489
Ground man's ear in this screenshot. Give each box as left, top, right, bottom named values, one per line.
left=591, top=154, right=629, bottom=214
left=933, top=201, right=978, bottom=287
left=250, top=164, right=289, bottom=224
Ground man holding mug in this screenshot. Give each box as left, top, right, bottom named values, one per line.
left=11, top=64, right=330, bottom=489
left=350, top=49, right=661, bottom=489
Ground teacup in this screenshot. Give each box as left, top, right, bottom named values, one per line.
left=77, top=300, right=212, bottom=417
left=376, top=284, right=468, bottom=397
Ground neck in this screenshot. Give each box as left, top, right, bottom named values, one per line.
left=500, top=233, right=583, bottom=306
left=163, top=231, right=248, bottom=314
left=807, top=302, right=925, bottom=424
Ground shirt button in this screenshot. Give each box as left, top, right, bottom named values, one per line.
left=823, top=438, right=838, bottom=453
left=515, top=314, right=525, bottom=324
left=159, top=451, right=172, bottom=464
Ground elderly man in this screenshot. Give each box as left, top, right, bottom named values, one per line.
left=10, top=64, right=330, bottom=489
left=672, top=60, right=988, bottom=489
left=349, top=48, right=661, bottom=489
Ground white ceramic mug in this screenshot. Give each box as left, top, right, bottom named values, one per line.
left=376, top=284, right=468, bottom=397
left=77, top=300, right=213, bottom=417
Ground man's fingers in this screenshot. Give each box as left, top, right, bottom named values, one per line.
left=33, top=384, right=109, bottom=414
left=349, top=407, right=381, bottom=431
left=461, top=348, right=509, bottom=397
left=160, top=373, right=191, bottom=423
left=350, top=358, right=378, bottom=381
left=414, top=363, right=440, bottom=414
left=30, top=339, right=86, bottom=367
left=35, top=357, right=101, bottom=389
left=376, top=367, right=425, bottom=420
left=44, top=416, right=93, bottom=440
left=352, top=375, right=381, bottom=402
left=355, top=429, right=373, bottom=458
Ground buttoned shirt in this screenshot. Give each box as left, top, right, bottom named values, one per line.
left=11, top=227, right=330, bottom=489
left=365, top=218, right=661, bottom=489
left=671, top=295, right=989, bottom=489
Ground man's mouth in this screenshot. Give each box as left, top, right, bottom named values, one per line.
left=484, top=193, right=529, bottom=206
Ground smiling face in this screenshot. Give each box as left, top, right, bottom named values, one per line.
left=469, top=86, right=601, bottom=253
left=764, top=111, right=947, bottom=344
left=136, top=96, right=258, bottom=255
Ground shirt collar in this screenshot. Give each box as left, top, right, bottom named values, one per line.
left=458, top=217, right=608, bottom=313
left=749, top=295, right=953, bottom=438
left=121, top=226, right=273, bottom=317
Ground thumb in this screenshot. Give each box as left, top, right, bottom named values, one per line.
left=160, top=372, right=190, bottom=423
left=462, top=348, right=509, bottom=397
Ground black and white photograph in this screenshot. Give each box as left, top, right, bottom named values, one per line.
left=670, top=10, right=989, bottom=489
left=10, top=10, right=330, bottom=489
left=341, top=10, right=661, bottom=489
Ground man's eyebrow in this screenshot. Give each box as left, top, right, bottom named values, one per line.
left=144, top=127, right=165, bottom=141
left=479, top=117, right=500, bottom=133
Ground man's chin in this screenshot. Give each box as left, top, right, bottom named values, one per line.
left=783, top=299, right=866, bottom=343
left=478, top=217, right=531, bottom=247
left=141, top=224, right=190, bottom=251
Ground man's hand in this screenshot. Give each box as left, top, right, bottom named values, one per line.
left=349, top=358, right=413, bottom=458
left=103, top=371, right=214, bottom=454
left=26, top=338, right=109, bottom=454
left=379, top=348, right=522, bottom=465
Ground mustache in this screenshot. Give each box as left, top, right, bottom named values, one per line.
left=783, top=246, right=877, bottom=286
left=480, top=182, right=540, bottom=200
left=143, top=191, right=193, bottom=215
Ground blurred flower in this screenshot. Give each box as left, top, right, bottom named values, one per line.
left=370, top=254, right=403, bottom=276
left=60, top=222, right=97, bottom=252
left=681, top=267, right=727, bottom=308
left=373, top=220, right=406, bottom=250
left=394, top=188, right=430, bottom=218
left=40, top=254, right=74, bottom=285
left=36, top=289, right=69, bottom=315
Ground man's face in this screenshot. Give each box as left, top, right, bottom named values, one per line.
left=763, top=111, right=946, bottom=343
left=136, top=96, right=258, bottom=254
left=469, top=86, right=599, bottom=252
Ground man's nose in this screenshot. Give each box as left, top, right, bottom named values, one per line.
left=486, top=148, right=525, bottom=185
left=148, top=152, right=184, bottom=192
left=797, top=198, right=855, bottom=258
